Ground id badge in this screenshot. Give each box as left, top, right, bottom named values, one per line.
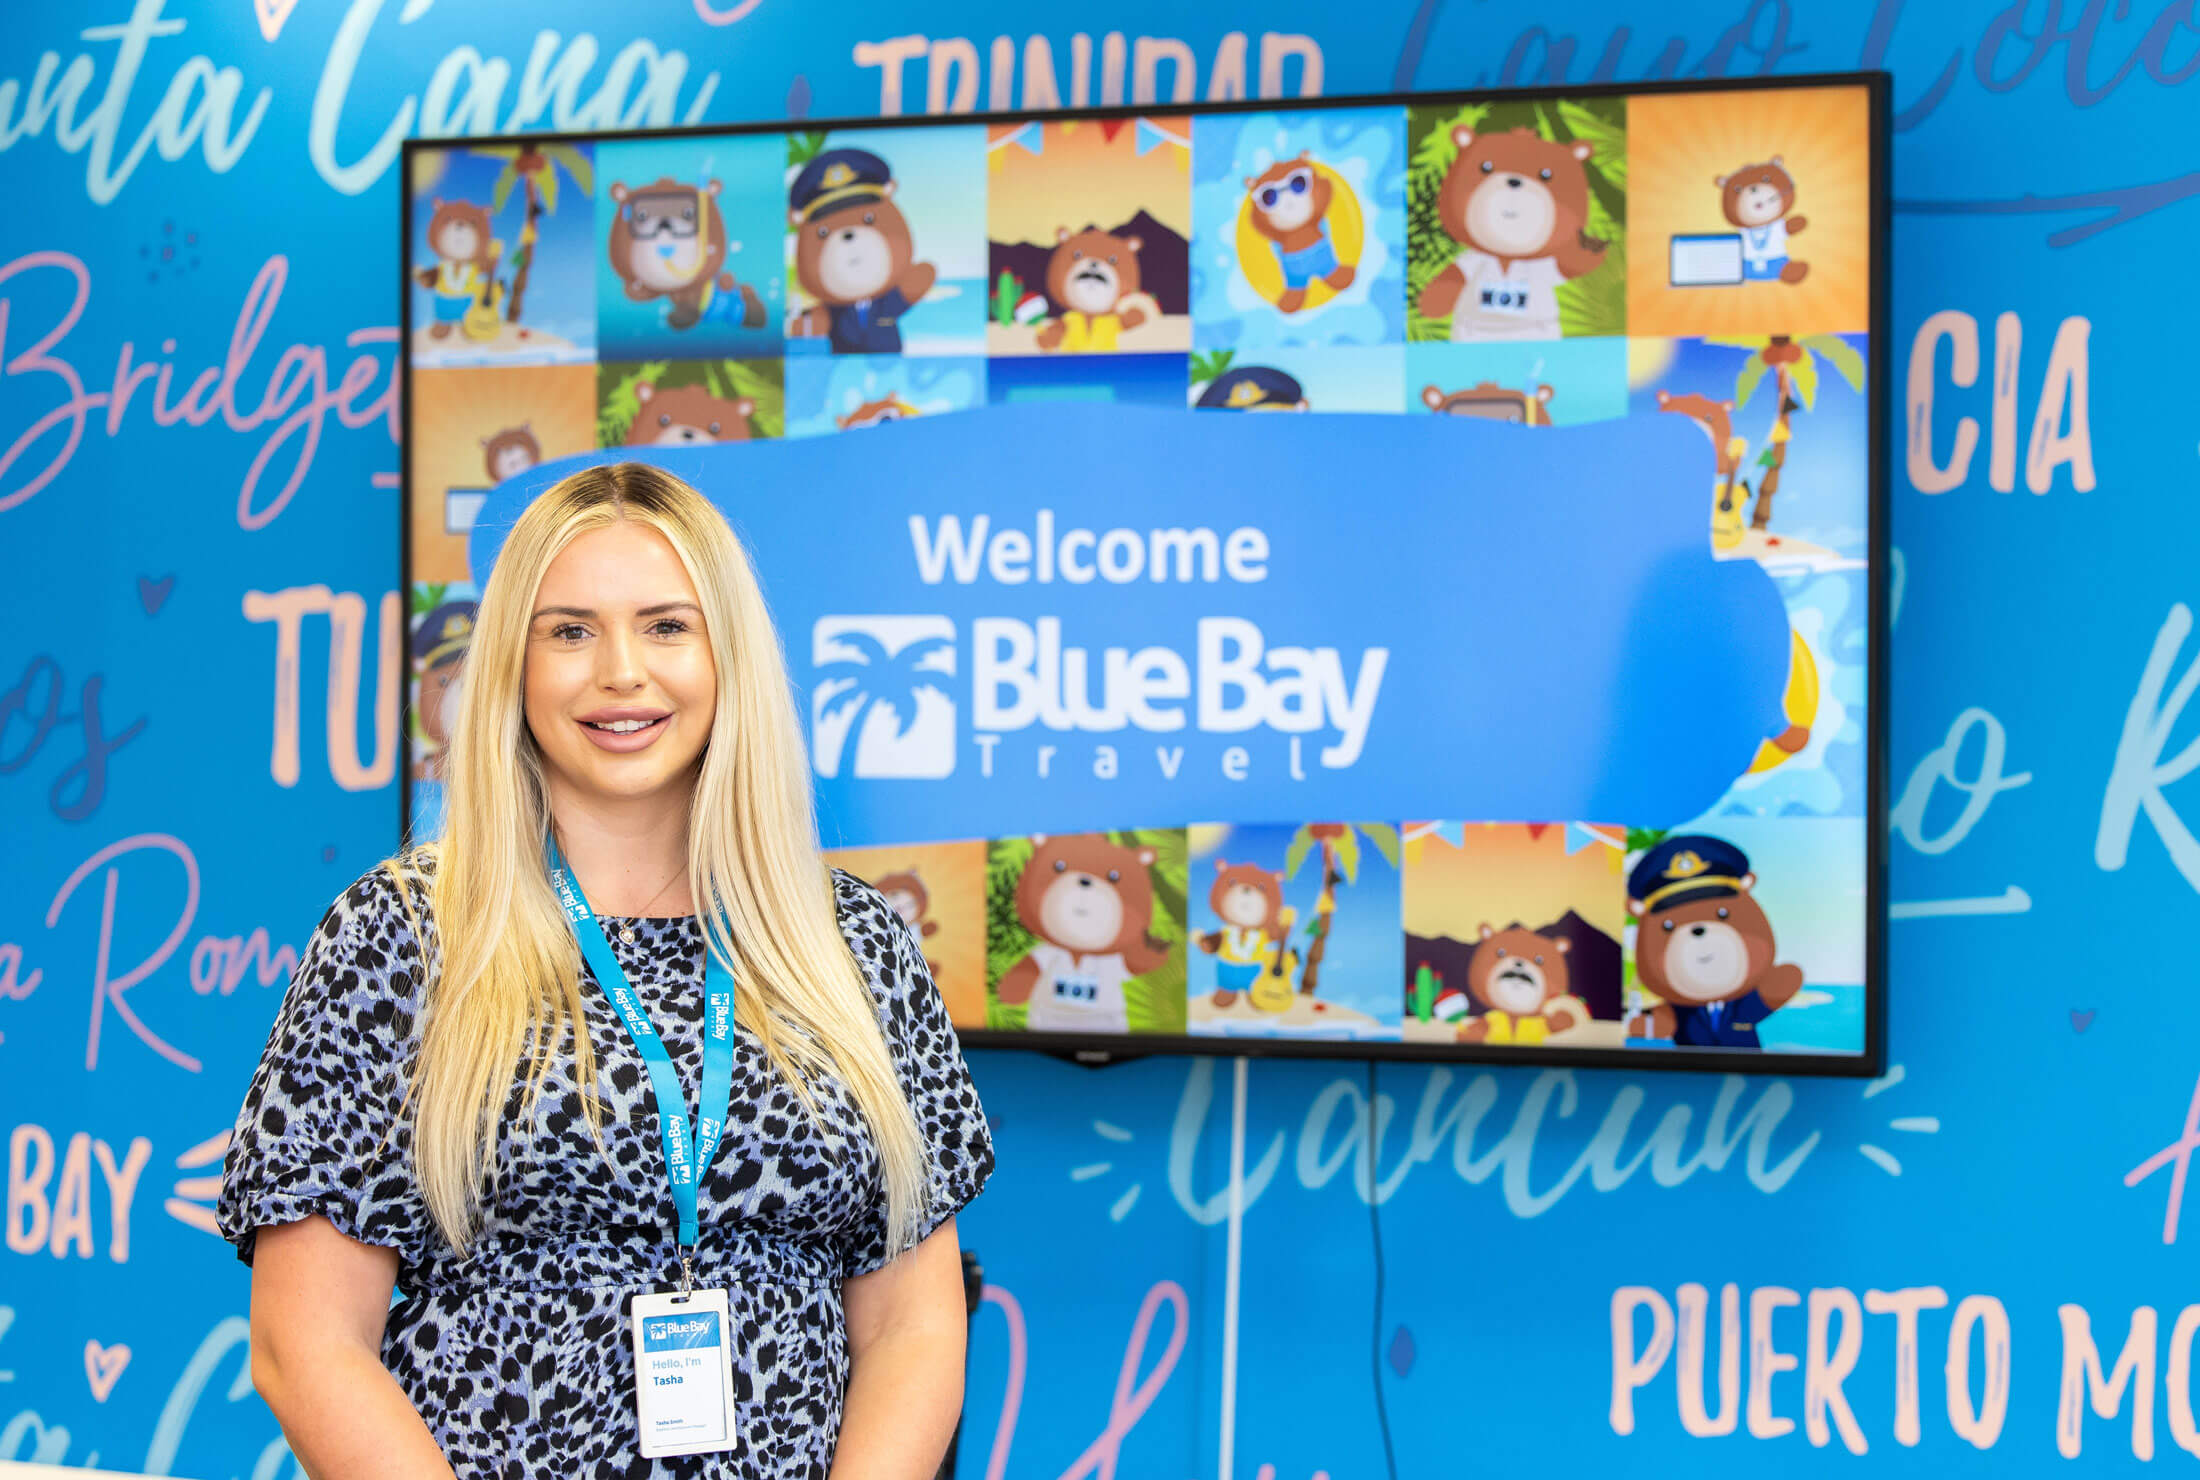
left=630, top=1287, right=738, bottom=1458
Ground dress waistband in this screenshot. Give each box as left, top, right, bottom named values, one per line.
left=406, top=1221, right=843, bottom=1295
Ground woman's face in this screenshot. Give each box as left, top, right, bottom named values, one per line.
left=524, top=521, right=718, bottom=808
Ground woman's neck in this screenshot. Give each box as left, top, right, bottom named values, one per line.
left=545, top=776, right=696, bottom=917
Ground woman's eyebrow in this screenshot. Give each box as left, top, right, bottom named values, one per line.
left=530, top=601, right=703, bottom=620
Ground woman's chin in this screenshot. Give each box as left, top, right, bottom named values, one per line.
left=550, top=750, right=704, bottom=805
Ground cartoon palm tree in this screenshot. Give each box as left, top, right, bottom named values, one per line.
left=1706, top=333, right=1866, bottom=531
left=472, top=142, right=593, bottom=326
left=814, top=632, right=953, bottom=775
left=1282, top=822, right=1402, bottom=996
left=1189, top=349, right=1236, bottom=398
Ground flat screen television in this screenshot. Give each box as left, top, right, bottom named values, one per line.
left=400, top=71, right=1888, bottom=1076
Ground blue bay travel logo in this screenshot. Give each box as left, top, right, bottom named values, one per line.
left=643, top=1313, right=722, bottom=1352
left=811, top=616, right=958, bottom=779
left=811, top=512, right=1392, bottom=788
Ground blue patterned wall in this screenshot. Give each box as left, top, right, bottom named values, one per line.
left=3, top=2, right=2194, bottom=1474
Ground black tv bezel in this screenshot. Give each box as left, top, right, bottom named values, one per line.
left=399, top=68, right=1890, bottom=1080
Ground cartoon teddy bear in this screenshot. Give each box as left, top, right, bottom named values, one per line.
left=1457, top=923, right=1587, bottom=1045
left=1194, top=858, right=1297, bottom=1011
left=622, top=382, right=755, bottom=446
left=1421, top=382, right=1556, bottom=425
left=995, top=835, right=1171, bottom=1035
left=787, top=148, right=937, bottom=355
left=873, top=868, right=941, bottom=980
left=480, top=424, right=540, bottom=482
left=1195, top=366, right=1308, bottom=411
left=416, top=199, right=500, bottom=340
left=1244, top=151, right=1356, bottom=313
left=874, top=869, right=939, bottom=940
left=1656, top=389, right=1751, bottom=550
left=1716, top=158, right=1809, bottom=284
left=836, top=394, right=922, bottom=429
left=1417, top=126, right=1607, bottom=342
left=1625, top=835, right=1803, bottom=1049
left=605, top=175, right=768, bottom=332
left=1035, top=228, right=1149, bottom=352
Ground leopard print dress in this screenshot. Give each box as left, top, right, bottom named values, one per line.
left=217, top=856, right=994, bottom=1477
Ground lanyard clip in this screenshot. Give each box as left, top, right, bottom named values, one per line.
left=678, top=1248, right=696, bottom=1298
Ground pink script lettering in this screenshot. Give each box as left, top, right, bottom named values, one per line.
left=2126, top=1071, right=2200, bottom=1245
left=44, top=834, right=201, bottom=1073
left=0, top=251, right=397, bottom=527
left=975, top=1279, right=1190, bottom=1480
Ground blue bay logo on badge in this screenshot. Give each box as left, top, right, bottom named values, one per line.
left=811, top=617, right=958, bottom=779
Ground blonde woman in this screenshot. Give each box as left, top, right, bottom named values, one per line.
left=218, top=463, right=993, bottom=1476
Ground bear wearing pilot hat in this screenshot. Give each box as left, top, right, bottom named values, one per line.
left=1194, top=365, right=1309, bottom=412
left=411, top=599, right=476, bottom=783
left=1625, top=834, right=1803, bottom=1050
left=787, top=147, right=936, bottom=355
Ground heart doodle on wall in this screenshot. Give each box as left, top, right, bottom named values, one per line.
left=137, top=574, right=174, bottom=615
left=84, top=1341, right=131, bottom=1402
left=2071, top=1009, right=2096, bottom=1034
left=252, top=0, right=298, bottom=42
left=1387, top=1324, right=1415, bottom=1378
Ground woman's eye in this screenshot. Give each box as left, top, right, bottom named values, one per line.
left=648, top=619, right=689, bottom=637
left=551, top=624, right=587, bottom=642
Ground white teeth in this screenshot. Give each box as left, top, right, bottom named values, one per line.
left=589, top=718, right=658, bottom=734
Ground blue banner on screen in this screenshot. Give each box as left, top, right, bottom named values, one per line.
left=470, top=402, right=1790, bottom=839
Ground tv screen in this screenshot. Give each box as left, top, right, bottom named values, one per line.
left=401, top=72, right=1887, bottom=1076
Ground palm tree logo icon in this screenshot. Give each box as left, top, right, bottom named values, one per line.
left=811, top=617, right=958, bottom=778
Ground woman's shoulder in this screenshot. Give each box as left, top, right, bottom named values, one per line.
left=827, top=866, right=920, bottom=983
left=291, top=850, right=440, bottom=1009
left=321, top=847, right=440, bottom=939
left=828, top=865, right=901, bottom=940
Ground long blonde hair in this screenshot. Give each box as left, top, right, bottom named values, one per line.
left=385, top=462, right=925, bottom=1255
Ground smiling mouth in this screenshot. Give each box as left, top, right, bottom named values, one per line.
left=584, top=715, right=667, bottom=735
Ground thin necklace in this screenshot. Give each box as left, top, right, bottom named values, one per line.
left=616, top=863, right=686, bottom=945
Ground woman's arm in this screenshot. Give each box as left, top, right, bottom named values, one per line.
left=249, top=1216, right=457, bottom=1479
left=832, top=1216, right=971, bottom=1479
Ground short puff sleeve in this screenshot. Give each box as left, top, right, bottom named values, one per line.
left=832, top=872, right=996, bottom=1278
left=217, top=867, right=434, bottom=1273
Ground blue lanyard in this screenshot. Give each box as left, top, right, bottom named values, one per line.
left=547, top=840, right=735, bottom=1291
